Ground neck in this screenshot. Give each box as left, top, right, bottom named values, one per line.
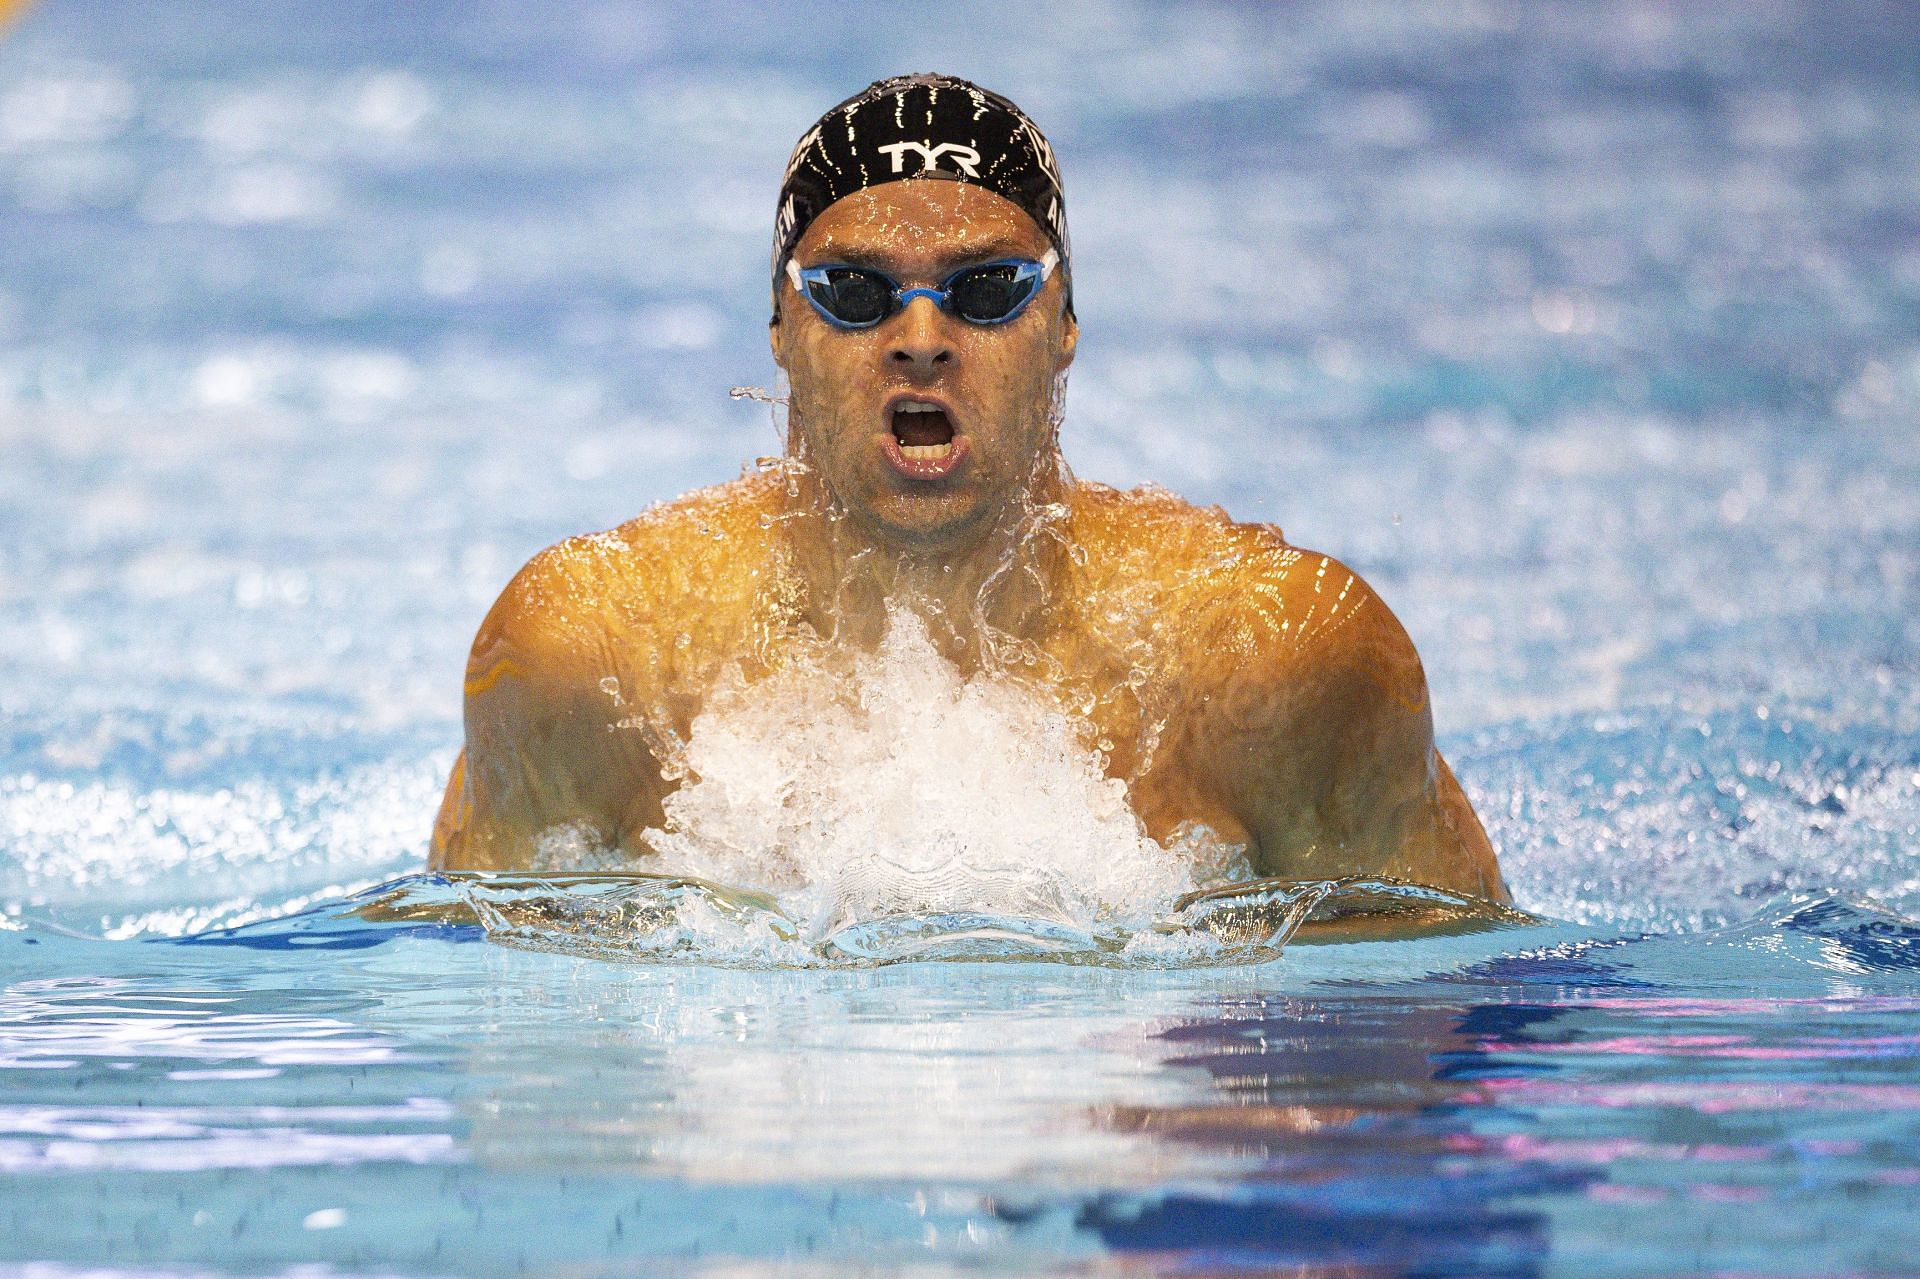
left=776, top=452, right=1073, bottom=671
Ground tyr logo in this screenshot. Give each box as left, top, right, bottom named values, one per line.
left=875, top=140, right=982, bottom=178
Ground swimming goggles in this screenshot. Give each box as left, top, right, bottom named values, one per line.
left=785, top=249, right=1058, bottom=329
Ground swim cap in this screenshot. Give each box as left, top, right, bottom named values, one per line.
left=772, top=73, right=1071, bottom=314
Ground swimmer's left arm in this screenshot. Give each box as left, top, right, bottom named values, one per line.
left=1202, top=554, right=1505, bottom=900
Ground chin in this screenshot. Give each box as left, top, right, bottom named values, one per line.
left=863, top=492, right=993, bottom=551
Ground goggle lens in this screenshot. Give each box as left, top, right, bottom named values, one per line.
left=808, top=269, right=891, bottom=326
left=947, top=265, right=1034, bottom=323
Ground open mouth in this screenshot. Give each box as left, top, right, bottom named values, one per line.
left=890, top=400, right=955, bottom=460
left=882, top=396, right=969, bottom=481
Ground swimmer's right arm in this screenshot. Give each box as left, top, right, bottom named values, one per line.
left=430, top=547, right=665, bottom=871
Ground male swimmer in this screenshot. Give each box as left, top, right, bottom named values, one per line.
left=431, top=74, right=1507, bottom=905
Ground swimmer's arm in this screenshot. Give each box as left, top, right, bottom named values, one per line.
left=1206, top=561, right=1507, bottom=902
left=431, top=551, right=665, bottom=871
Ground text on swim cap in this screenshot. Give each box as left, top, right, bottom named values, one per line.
left=876, top=140, right=983, bottom=178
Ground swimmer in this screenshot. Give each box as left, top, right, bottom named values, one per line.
left=431, top=73, right=1507, bottom=906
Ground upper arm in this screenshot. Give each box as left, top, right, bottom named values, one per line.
left=1197, top=552, right=1461, bottom=885
left=431, top=543, right=663, bottom=871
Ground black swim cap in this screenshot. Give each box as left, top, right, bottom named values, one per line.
left=772, top=73, right=1071, bottom=314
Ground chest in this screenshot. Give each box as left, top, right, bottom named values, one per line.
left=1036, top=587, right=1245, bottom=825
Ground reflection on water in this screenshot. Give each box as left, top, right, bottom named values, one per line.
left=1049, top=996, right=1573, bottom=1276
left=0, top=974, right=455, bottom=1176
left=460, top=965, right=1172, bottom=1185
left=451, top=971, right=1582, bottom=1275
left=2, top=909, right=1918, bottom=1273
left=0, top=976, right=404, bottom=1068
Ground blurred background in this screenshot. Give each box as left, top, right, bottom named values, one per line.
left=1, top=0, right=1915, bottom=933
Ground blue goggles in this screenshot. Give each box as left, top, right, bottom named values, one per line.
left=785, top=249, right=1059, bottom=330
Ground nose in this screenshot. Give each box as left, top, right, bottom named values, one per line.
left=888, top=295, right=955, bottom=373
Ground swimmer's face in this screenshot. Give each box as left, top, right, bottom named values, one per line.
left=770, top=180, right=1077, bottom=551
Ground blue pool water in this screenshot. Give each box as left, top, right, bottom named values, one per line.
left=2, top=1, right=1918, bottom=1274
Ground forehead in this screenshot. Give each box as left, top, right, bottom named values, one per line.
left=792, top=179, right=1051, bottom=267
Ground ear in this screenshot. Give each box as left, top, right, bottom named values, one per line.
left=1055, top=310, right=1078, bottom=374
left=768, top=308, right=788, bottom=371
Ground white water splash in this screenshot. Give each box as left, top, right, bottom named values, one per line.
left=636, top=608, right=1226, bottom=944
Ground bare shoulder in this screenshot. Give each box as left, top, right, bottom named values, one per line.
left=1067, top=480, right=1418, bottom=686
left=469, top=470, right=784, bottom=688
left=1194, top=539, right=1429, bottom=767
left=1213, top=544, right=1423, bottom=704
left=1067, top=479, right=1278, bottom=579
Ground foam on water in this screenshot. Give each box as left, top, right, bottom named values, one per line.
left=639, top=608, right=1218, bottom=938
left=0, top=735, right=447, bottom=939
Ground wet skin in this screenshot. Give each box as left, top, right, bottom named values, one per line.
left=432, top=180, right=1507, bottom=905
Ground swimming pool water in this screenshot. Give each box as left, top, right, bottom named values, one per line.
left=2, top=1, right=1917, bottom=1274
